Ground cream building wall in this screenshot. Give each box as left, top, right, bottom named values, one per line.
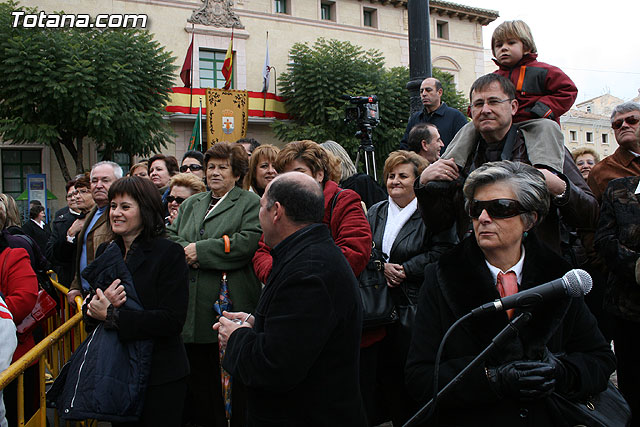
left=3, top=0, right=498, bottom=213
left=561, top=110, right=617, bottom=160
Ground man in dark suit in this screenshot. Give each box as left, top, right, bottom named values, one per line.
left=214, top=172, right=367, bottom=426
left=66, top=161, right=122, bottom=305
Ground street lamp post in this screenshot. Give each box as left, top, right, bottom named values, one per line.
left=406, top=0, right=431, bottom=114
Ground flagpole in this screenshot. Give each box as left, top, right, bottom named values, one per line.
left=263, top=31, right=268, bottom=118
left=198, top=98, right=203, bottom=152
left=189, top=24, right=194, bottom=114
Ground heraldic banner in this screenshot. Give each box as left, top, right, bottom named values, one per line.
left=205, top=88, right=248, bottom=148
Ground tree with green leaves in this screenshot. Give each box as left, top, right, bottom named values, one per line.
left=272, top=38, right=466, bottom=176
left=0, top=1, right=176, bottom=181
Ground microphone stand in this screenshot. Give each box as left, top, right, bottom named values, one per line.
left=403, top=311, right=533, bottom=427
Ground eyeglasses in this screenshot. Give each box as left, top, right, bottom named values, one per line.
left=72, top=189, right=91, bottom=196
left=166, top=195, right=186, bottom=204
left=470, top=98, right=513, bottom=110
left=611, top=115, right=640, bottom=130
left=180, top=164, right=203, bottom=173
left=469, top=198, right=527, bottom=219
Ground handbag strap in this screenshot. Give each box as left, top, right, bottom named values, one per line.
left=327, top=189, right=345, bottom=239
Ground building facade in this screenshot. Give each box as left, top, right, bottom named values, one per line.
left=2, top=0, right=498, bottom=215
left=561, top=94, right=622, bottom=161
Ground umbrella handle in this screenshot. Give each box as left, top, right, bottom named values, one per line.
left=223, top=234, right=230, bottom=253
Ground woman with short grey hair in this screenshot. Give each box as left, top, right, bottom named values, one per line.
left=406, top=160, right=615, bottom=426
left=463, top=160, right=549, bottom=230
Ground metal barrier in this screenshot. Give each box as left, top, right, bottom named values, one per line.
left=0, top=273, right=86, bottom=427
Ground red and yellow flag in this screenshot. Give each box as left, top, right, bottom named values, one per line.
left=221, top=31, right=233, bottom=90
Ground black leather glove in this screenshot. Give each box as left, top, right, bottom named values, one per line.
left=542, top=349, right=568, bottom=392
left=486, top=360, right=556, bottom=400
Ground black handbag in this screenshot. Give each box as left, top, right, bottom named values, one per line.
left=358, top=242, right=398, bottom=329
left=546, top=381, right=631, bottom=427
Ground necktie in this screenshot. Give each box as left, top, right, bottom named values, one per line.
left=496, top=271, right=518, bottom=319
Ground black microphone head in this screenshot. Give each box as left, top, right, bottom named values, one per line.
left=563, top=269, right=592, bottom=296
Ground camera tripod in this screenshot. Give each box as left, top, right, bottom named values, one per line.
left=354, top=124, right=377, bottom=180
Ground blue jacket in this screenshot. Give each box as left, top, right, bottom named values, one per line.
left=48, top=242, right=153, bottom=422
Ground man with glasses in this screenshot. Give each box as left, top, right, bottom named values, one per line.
left=587, top=102, right=640, bottom=202
left=66, top=161, right=122, bottom=305
left=180, top=150, right=205, bottom=180
left=46, top=175, right=95, bottom=287
left=399, top=77, right=468, bottom=152
left=415, top=73, right=597, bottom=256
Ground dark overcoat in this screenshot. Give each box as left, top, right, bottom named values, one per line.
left=405, top=234, right=616, bottom=426
left=224, top=224, right=367, bottom=427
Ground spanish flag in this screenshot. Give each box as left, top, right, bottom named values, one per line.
left=222, top=30, right=233, bottom=90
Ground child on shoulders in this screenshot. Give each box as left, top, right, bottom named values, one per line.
left=446, top=20, right=578, bottom=173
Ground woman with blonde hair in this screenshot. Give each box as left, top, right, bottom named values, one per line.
left=320, top=140, right=386, bottom=208
left=129, top=162, right=149, bottom=179
left=166, top=173, right=207, bottom=225
left=252, top=140, right=372, bottom=282
left=243, top=144, right=279, bottom=197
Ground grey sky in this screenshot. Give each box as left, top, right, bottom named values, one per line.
left=464, top=0, right=640, bottom=104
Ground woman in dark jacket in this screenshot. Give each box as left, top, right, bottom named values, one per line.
left=361, top=151, right=455, bottom=426
left=85, top=176, right=189, bottom=426
left=406, top=161, right=615, bottom=426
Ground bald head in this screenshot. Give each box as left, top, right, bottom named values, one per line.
left=260, top=172, right=325, bottom=247
left=265, top=172, right=324, bottom=225
left=420, top=77, right=443, bottom=113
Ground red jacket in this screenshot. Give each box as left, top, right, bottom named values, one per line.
left=253, top=180, right=372, bottom=283
left=0, top=247, right=38, bottom=361
left=494, top=53, right=577, bottom=124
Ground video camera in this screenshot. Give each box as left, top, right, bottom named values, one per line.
left=342, top=95, right=380, bottom=128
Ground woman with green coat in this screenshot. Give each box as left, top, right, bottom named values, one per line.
left=167, top=142, right=262, bottom=427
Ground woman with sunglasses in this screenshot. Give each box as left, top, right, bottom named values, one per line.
left=406, top=160, right=615, bottom=426
left=180, top=150, right=205, bottom=180
left=166, top=173, right=206, bottom=225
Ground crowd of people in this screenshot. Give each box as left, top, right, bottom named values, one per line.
left=1, top=17, right=639, bottom=427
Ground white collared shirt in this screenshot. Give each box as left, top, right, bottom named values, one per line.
left=485, top=246, right=526, bottom=286
left=30, top=218, right=45, bottom=229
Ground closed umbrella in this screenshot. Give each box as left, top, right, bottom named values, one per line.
left=213, top=235, right=233, bottom=427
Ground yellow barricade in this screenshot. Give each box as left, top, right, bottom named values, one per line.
left=0, top=273, right=88, bottom=427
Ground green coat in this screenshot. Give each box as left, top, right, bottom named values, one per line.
left=167, top=186, right=262, bottom=343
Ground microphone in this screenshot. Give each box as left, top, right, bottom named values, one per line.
left=471, top=269, right=592, bottom=317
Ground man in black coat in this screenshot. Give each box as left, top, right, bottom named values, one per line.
left=215, top=172, right=367, bottom=426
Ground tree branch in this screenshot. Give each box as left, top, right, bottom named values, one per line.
left=50, top=140, right=71, bottom=182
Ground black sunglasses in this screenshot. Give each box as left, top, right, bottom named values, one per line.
left=469, top=198, right=527, bottom=219
left=179, top=163, right=203, bottom=173
left=166, top=195, right=187, bottom=204
left=611, top=115, right=640, bottom=130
